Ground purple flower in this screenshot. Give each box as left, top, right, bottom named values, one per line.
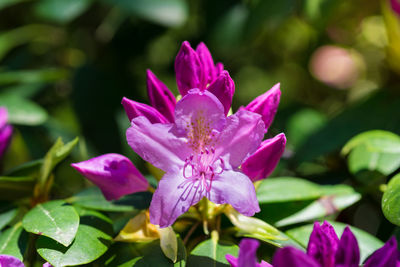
left=126, top=89, right=264, bottom=227
left=364, top=236, right=400, bottom=267
left=226, top=238, right=272, bottom=267
left=273, top=221, right=360, bottom=267
left=0, top=107, right=13, bottom=159
left=0, top=254, right=24, bottom=267
left=241, top=133, right=286, bottom=181
left=244, top=83, right=281, bottom=131
left=123, top=41, right=234, bottom=123
left=391, top=0, right=400, bottom=15
left=71, top=153, right=149, bottom=200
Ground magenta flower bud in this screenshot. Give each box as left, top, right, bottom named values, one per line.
left=241, top=133, right=286, bottom=181
left=71, top=153, right=149, bottom=200
left=215, top=62, right=224, bottom=77
left=196, top=42, right=216, bottom=85
left=391, top=0, right=400, bottom=15
left=207, top=71, right=235, bottom=115
left=122, top=97, right=169, bottom=124
left=335, top=227, right=360, bottom=267
left=364, top=237, right=399, bottom=267
left=0, top=255, right=24, bottom=267
left=0, top=107, right=13, bottom=159
left=146, top=69, right=176, bottom=123
left=175, top=41, right=205, bottom=96
left=226, top=238, right=272, bottom=267
left=273, top=247, right=320, bottom=267
left=245, top=83, right=281, bottom=130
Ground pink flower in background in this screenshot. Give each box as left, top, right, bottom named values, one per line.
left=226, top=238, right=272, bottom=267
left=364, top=236, right=400, bottom=267
left=127, top=89, right=264, bottom=227
left=0, top=107, right=13, bottom=159
left=71, top=153, right=149, bottom=200
left=391, top=0, right=400, bottom=15
left=0, top=255, right=24, bottom=267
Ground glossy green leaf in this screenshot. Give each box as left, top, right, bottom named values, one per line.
left=68, top=187, right=151, bottom=212
left=23, top=200, right=79, bottom=247
left=5, top=159, right=43, bottom=177
left=342, top=130, right=400, bottom=175
left=36, top=215, right=113, bottom=266
left=0, top=205, right=18, bottom=231
left=0, top=94, right=48, bottom=125
left=382, top=173, right=400, bottom=226
left=0, top=69, right=68, bottom=85
left=0, top=176, right=35, bottom=200
left=35, top=0, right=93, bottom=24
left=257, top=177, right=322, bottom=203
left=39, top=137, right=79, bottom=188
left=188, top=232, right=238, bottom=266
left=0, top=223, right=28, bottom=260
left=103, top=236, right=186, bottom=266
left=105, top=0, right=188, bottom=27
left=286, top=221, right=384, bottom=262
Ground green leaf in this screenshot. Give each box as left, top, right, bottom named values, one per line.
left=382, top=173, right=400, bottom=226
left=342, top=130, right=400, bottom=175
left=0, top=205, right=18, bottom=231
left=257, top=177, right=322, bottom=203
left=0, top=176, right=35, bottom=200
left=68, top=187, right=151, bottom=212
left=0, top=69, right=68, bottom=86
left=36, top=214, right=113, bottom=266
left=286, top=221, right=384, bottom=262
left=103, top=236, right=186, bottom=266
left=105, top=0, right=188, bottom=27
left=39, top=137, right=79, bottom=188
left=0, top=0, right=29, bottom=10
left=0, top=94, right=48, bottom=125
left=4, top=159, right=43, bottom=177
left=22, top=200, right=79, bottom=247
left=0, top=223, right=28, bottom=260
left=188, top=232, right=238, bottom=266
left=34, top=0, right=93, bottom=24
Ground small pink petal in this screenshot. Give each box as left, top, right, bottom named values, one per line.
left=207, top=71, right=235, bottom=115
left=196, top=42, right=216, bottom=85
left=0, top=255, right=24, bottom=267
left=146, top=69, right=176, bottom=122
left=121, top=97, right=169, bottom=124
left=71, top=153, right=149, bottom=200
left=241, top=133, right=286, bottom=181
left=245, top=83, right=281, bottom=131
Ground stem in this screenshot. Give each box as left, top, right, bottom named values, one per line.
left=183, top=221, right=200, bottom=245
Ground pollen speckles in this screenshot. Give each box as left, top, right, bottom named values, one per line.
left=185, top=110, right=217, bottom=151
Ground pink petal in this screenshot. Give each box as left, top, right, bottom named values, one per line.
left=71, top=153, right=149, bottom=200
left=226, top=254, right=239, bottom=267
left=335, top=226, right=360, bottom=267
left=238, top=239, right=272, bottom=267
left=307, top=221, right=339, bottom=267
left=174, top=89, right=226, bottom=137
left=216, top=109, right=265, bottom=169
left=126, top=116, right=190, bottom=173
left=0, top=107, right=8, bottom=129
left=207, top=70, right=235, bottom=115
left=196, top=42, right=216, bottom=85
left=273, top=247, right=320, bottom=267
left=391, top=0, right=400, bottom=15
left=175, top=41, right=205, bottom=96
left=0, top=255, right=24, bottom=267
left=241, top=133, right=286, bottom=182
left=209, top=170, right=260, bottom=217
left=245, top=83, right=281, bottom=131
left=0, top=124, right=12, bottom=159
left=149, top=171, right=204, bottom=228
left=215, top=62, right=224, bottom=77
left=364, top=236, right=399, bottom=267
left=121, top=97, right=169, bottom=124
left=146, top=69, right=176, bottom=122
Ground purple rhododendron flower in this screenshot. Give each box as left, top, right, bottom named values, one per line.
left=123, top=41, right=234, bottom=122
left=226, top=238, right=272, bottom=267
left=71, top=153, right=149, bottom=200
left=273, top=221, right=360, bottom=267
left=391, top=0, right=400, bottom=15
left=0, top=254, right=24, bottom=267
left=364, top=236, right=400, bottom=267
left=0, top=107, right=13, bottom=159
left=127, top=89, right=264, bottom=227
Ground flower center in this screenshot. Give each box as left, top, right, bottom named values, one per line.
left=182, top=147, right=224, bottom=193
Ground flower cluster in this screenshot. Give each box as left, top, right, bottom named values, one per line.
left=227, top=221, right=400, bottom=267
left=72, top=41, right=286, bottom=228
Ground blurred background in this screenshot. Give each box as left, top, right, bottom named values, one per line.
left=1, top=0, right=400, bottom=243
